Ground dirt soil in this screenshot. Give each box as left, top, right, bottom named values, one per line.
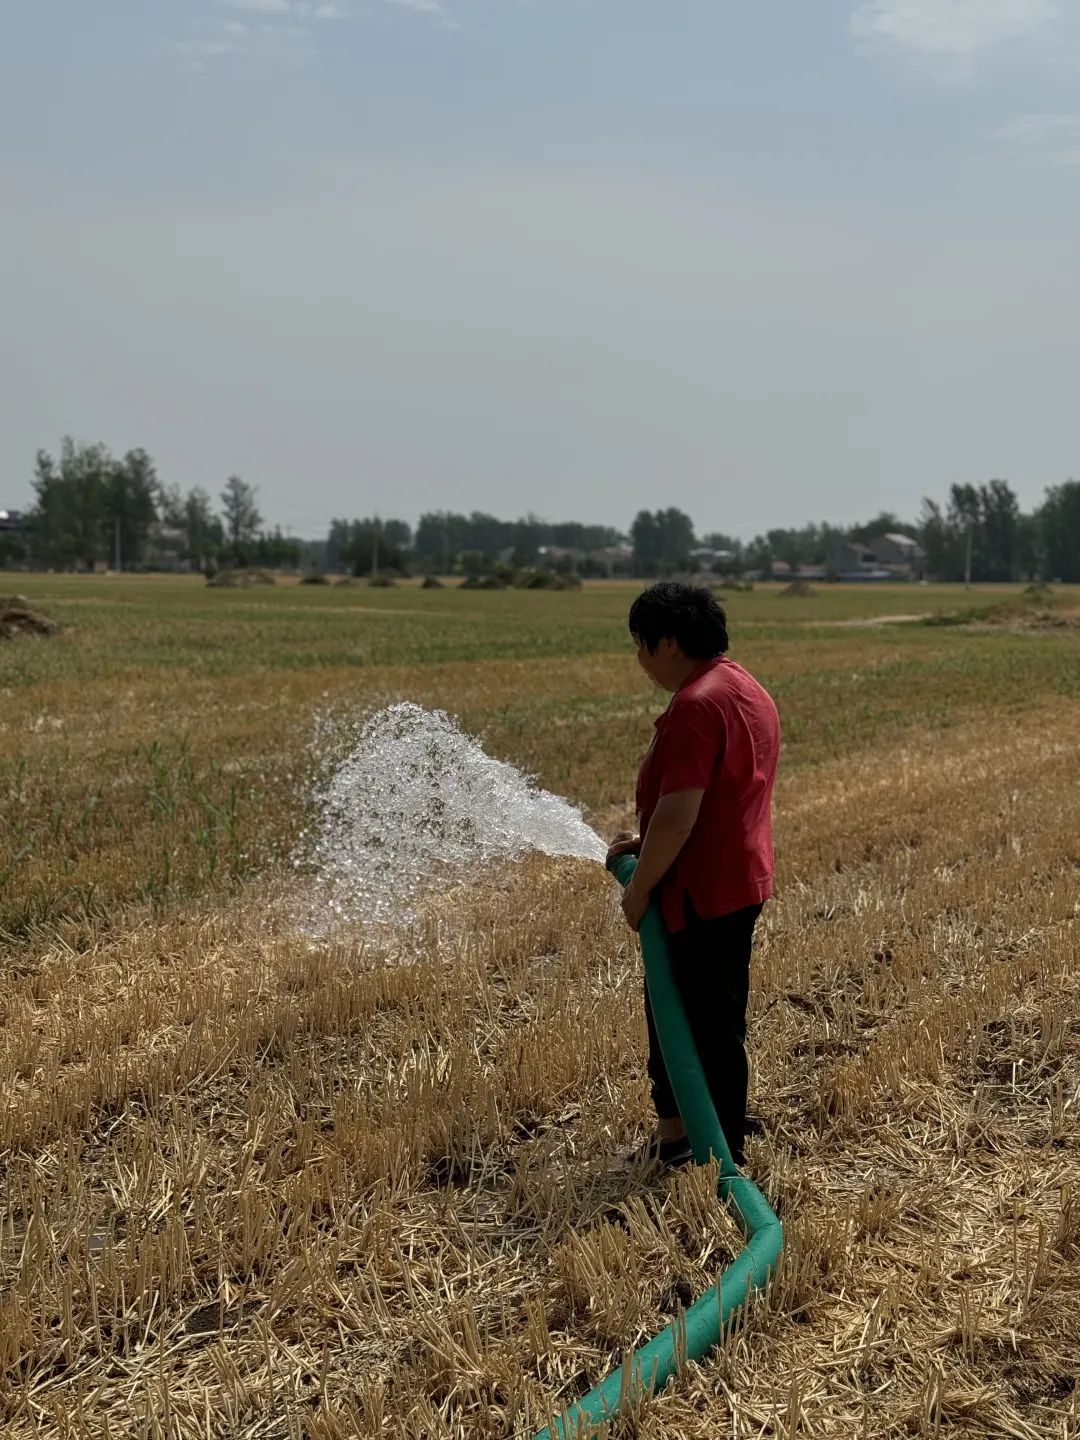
left=779, top=578, right=817, bottom=598
left=205, top=569, right=277, bottom=588
left=0, top=595, right=61, bottom=640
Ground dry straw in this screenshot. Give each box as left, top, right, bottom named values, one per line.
left=1, top=698, right=1078, bottom=1437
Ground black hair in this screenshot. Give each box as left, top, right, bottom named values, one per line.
left=628, top=582, right=729, bottom=659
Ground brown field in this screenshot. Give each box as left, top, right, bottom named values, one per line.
left=1, top=576, right=1079, bottom=1438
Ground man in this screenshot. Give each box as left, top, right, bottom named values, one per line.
left=608, top=581, right=780, bottom=1170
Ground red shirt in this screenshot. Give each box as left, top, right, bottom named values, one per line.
left=635, top=656, right=780, bottom=933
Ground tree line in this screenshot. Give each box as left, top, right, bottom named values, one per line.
left=314, top=514, right=624, bottom=578
left=4, top=438, right=1080, bottom=583
left=330, top=485, right=1080, bottom=583
left=4, top=440, right=300, bottom=572
left=725, top=480, right=1079, bottom=583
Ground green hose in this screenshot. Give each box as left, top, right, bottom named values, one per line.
left=533, top=854, right=783, bottom=1440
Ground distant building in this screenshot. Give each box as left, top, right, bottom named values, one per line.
left=146, top=521, right=192, bottom=572
left=587, top=543, right=633, bottom=577
left=829, top=534, right=923, bottom=581
left=770, top=559, right=829, bottom=582
left=0, top=508, right=29, bottom=567
left=875, top=533, right=924, bottom=571
left=830, top=540, right=875, bottom=575
left=537, top=545, right=581, bottom=563
left=690, top=546, right=735, bottom=571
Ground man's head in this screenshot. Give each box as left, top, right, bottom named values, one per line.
left=628, top=582, right=729, bottom=691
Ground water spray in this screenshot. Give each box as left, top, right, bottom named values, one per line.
left=294, top=701, right=604, bottom=936
left=297, top=703, right=781, bottom=1429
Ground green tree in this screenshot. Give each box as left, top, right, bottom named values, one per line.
left=919, top=499, right=956, bottom=581
left=1015, top=510, right=1041, bottom=581
left=551, top=520, right=620, bottom=552
left=254, top=527, right=301, bottom=570
left=766, top=527, right=803, bottom=568
left=848, top=512, right=917, bottom=544
left=947, top=484, right=982, bottom=585
left=742, top=534, right=772, bottom=575
left=699, top=531, right=739, bottom=553
left=156, top=481, right=186, bottom=528
left=184, top=487, right=224, bottom=570
left=465, top=511, right=509, bottom=560
left=413, top=510, right=619, bottom=572
left=977, top=479, right=1020, bottom=582
left=415, top=511, right=470, bottom=571
left=104, top=448, right=159, bottom=569
left=29, top=438, right=113, bottom=568
left=630, top=511, right=662, bottom=574
left=0, top=514, right=28, bottom=568
left=220, top=476, right=262, bottom=565
left=1038, top=480, right=1080, bottom=582
left=338, top=517, right=408, bottom=576
left=655, top=508, right=696, bottom=570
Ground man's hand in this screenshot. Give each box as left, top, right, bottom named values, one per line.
left=612, top=791, right=703, bottom=932
left=606, top=831, right=642, bottom=864
left=621, top=879, right=650, bottom=932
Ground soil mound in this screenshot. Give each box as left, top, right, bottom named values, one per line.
left=780, top=578, right=817, bottom=598
left=1022, top=582, right=1055, bottom=605
left=0, top=596, right=61, bottom=640
left=519, top=571, right=582, bottom=590
left=460, top=575, right=506, bottom=590
left=206, top=568, right=277, bottom=588
left=930, top=585, right=1080, bottom=631
left=421, top=575, right=444, bottom=589
left=982, top=596, right=1080, bottom=630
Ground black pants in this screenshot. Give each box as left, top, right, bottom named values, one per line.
left=644, top=898, right=763, bottom=1166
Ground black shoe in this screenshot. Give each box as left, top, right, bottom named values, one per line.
left=626, top=1134, right=694, bottom=1170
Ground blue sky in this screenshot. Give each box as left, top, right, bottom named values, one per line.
left=3, top=1, right=1079, bottom=538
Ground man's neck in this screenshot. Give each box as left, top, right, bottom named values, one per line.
left=668, top=655, right=704, bottom=692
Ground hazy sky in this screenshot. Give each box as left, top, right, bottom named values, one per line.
left=3, top=2, right=1079, bottom=539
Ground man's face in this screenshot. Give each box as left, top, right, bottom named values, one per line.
left=634, top=634, right=680, bottom=690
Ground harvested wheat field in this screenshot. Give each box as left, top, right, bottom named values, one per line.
left=1, top=576, right=1079, bottom=1439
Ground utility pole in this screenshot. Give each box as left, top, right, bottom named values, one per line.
left=371, top=524, right=379, bottom=580
left=114, top=515, right=122, bottom=573
left=964, top=521, right=974, bottom=590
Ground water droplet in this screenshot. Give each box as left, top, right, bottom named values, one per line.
left=294, top=703, right=605, bottom=938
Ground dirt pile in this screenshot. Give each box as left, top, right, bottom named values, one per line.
left=206, top=568, right=277, bottom=588
left=780, top=578, right=817, bottom=598
left=979, top=586, right=1080, bottom=631
left=421, top=575, right=444, bottom=589
left=520, top=571, right=582, bottom=590
left=460, top=575, right=506, bottom=590
left=0, top=595, right=61, bottom=640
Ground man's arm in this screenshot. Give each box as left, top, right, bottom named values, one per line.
left=622, top=788, right=704, bottom=929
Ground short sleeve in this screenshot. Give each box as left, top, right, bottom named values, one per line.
left=655, top=696, right=725, bottom=794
